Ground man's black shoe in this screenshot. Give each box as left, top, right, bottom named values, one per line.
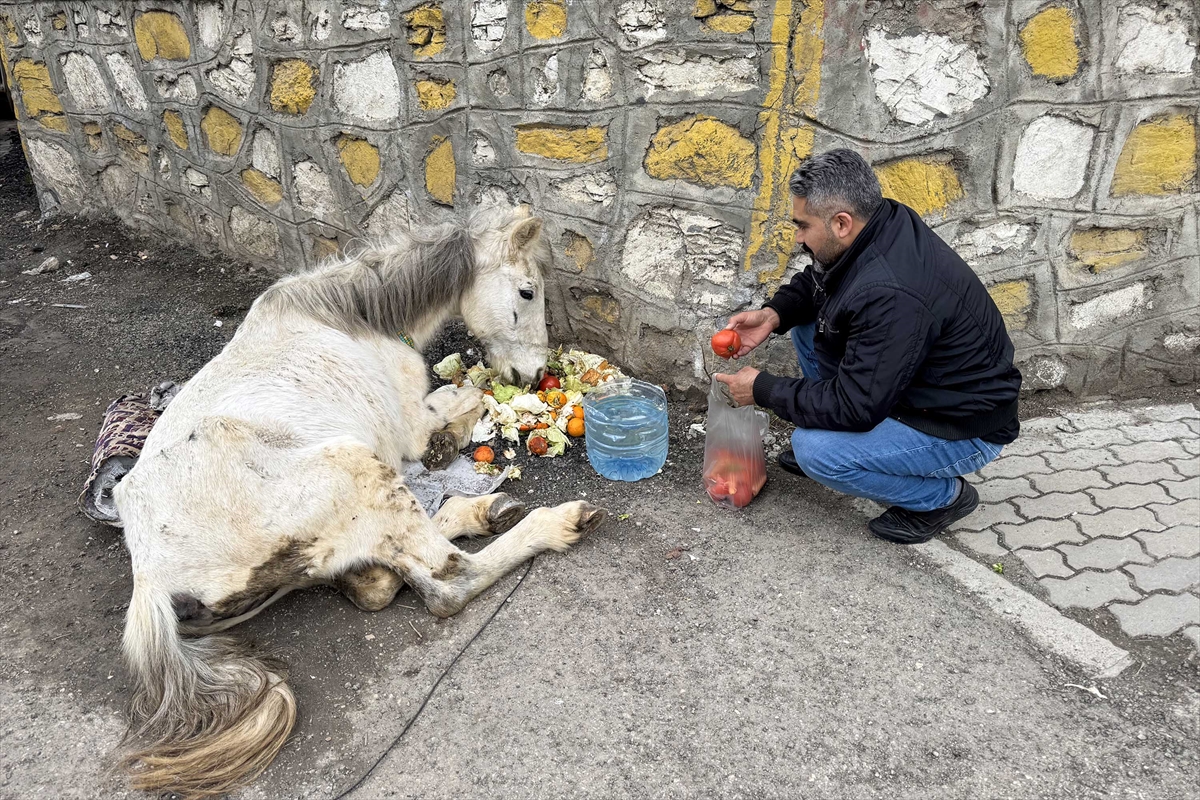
left=777, top=451, right=810, bottom=479
left=868, top=478, right=979, bottom=544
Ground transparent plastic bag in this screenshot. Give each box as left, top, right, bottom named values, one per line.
left=702, top=377, right=769, bottom=509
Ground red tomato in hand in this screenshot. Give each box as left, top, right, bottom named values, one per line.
left=711, top=329, right=742, bottom=359
left=537, top=374, right=561, bottom=391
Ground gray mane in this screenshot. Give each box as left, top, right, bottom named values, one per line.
left=259, top=218, right=478, bottom=338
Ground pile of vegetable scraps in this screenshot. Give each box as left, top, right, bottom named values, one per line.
left=432, top=348, right=625, bottom=474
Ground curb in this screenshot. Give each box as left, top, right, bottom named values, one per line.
left=917, top=539, right=1135, bottom=679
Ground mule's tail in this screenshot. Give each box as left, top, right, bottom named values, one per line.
left=119, top=576, right=296, bottom=799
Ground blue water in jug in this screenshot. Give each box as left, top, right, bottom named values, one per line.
left=582, top=379, right=669, bottom=482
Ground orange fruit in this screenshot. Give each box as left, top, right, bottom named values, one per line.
left=473, top=446, right=495, bottom=464
left=572, top=406, right=584, bottom=420
left=566, top=417, right=585, bottom=437
left=528, top=436, right=549, bottom=456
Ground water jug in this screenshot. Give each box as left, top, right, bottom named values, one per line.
left=582, top=379, right=669, bottom=482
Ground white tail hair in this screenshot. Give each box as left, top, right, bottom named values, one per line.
left=119, top=577, right=296, bottom=799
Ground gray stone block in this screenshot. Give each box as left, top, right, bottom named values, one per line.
left=1044, top=449, right=1121, bottom=471
left=1015, top=548, right=1075, bottom=579
left=1059, top=538, right=1153, bottom=570
left=1149, top=498, right=1200, bottom=528
left=1055, top=427, right=1130, bottom=449
left=1133, top=526, right=1200, bottom=558
left=1126, top=557, right=1200, bottom=593
left=998, top=435, right=1065, bottom=457
left=1119, top=421, right=1196, bottom=443
left=1012, top=492, right=1100, bottom=520
left=1063, top=407, right=1140, bottom=429
left=1087, top=482, right=1172, bottom=510
left=1040, top=572, right=1141, bottom=610
left=977, top=454, right=1052, bottom=479
left=953, top=530, right=1009, bottom=558
left=1030, top=469, right=1109, bottom=494
left=952, top=501, right=1023, bottom=532
left=1108, top=594, right=1200, bottom=638
left=1109, top=441, right=1192, bottom=464
left=1099, top=461, right=1182, bottom=485
left=1142, top=404, right=1200, bottom=423
left=1172, top=458, right=1200, bottom=478
left=975, top=476, right=1038, bottom=504
left=997, top=518, right=1086, bottom=550
left=1076, top=507, right=1165, bottom=539
left=1163, top=478, right=1200, bottom=501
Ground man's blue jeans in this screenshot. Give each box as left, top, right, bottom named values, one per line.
left=788, top=323, right=1002, bottom=511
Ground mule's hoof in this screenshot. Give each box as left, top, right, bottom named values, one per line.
left=576, top=503, right=609, bottom=535
left=422, top=430, right=459, bottom=471
left=486, top=493, right=527, bottom=534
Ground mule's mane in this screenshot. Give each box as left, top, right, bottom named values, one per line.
left=259, top=218, right=478, bottom=338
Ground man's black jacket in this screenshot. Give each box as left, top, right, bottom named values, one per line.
left=752, top=199, right=1022, bottom=444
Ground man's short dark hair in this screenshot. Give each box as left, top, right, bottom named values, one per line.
left=789, top=148, right=883, bottom=221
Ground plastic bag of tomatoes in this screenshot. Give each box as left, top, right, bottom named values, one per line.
left=702, top=377, right=769, bottom=509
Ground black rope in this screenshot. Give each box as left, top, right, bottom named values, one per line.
left=330, top=559, right=534, bottom=799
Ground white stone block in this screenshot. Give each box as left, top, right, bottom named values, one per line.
left=636, top=50, right=759, bottom=98
left=27, top=139, right=87, bottom=208
left=553, top=172, right=617, bottom=206
left=1012, top=115, right=1095, bottom=200
left=952, top=220, right=1035, bottom=264
left=252, top=131, right=280, bottom=179
left=61, top=53, right=111, bottom=112
left=105, top=53, right=148, bottom=112
left=333, top=51, right=401, bottom=122
left=617, top=0, right=666, bottom=48
left=342, top=6, right=390, bottom=31
left=1069, top=282, right=1148, bottom=330
left=864, top=29, right=989, bottom=125
left=293, top=162, right=336, bottom=219
left=1114, top=4, right=1196, bottom=75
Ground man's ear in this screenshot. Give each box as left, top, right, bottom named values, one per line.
left=832, top=211, right=855, bottom=239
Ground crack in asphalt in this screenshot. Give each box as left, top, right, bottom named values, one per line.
left=331, top=558, right=535, bottom=800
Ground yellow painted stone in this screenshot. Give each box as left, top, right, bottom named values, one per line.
left=39, top=115, right=68, bottom=132
left=645, top=115, right=756, bottom=188
left=1019, top=7, right=1079, bottom=81
left=526, top=0, right=567, bottom=40
left=337, top=135, right=380, bottom=187
left=2, top=14, right=18, bottom=45
left=1111, top=114, right=1197, bottom=197
left=407, top=4, right=447, bottom=58
left=874, top=156, right=964, bottom=217
left=1070, top=228, right=1147, bottom=271
left=270, top=60, right=317, bottom=115
left=133, top=11, right=191, bottom=62
left=415, top=78, right=457, bottom=110
left=704, top=13, right=755, bottom=33
left=425, top=136, right=455, bottom=206
left=201, top=106, right=243, bottom=156
left=113, top=123, right=149, bottom=166
left=694, top=0, right=719, bottom=15
left=313, top=236, right=340, bottom=261
left=582, top=295, right=620, bottom=324
left=82, top=122, right=103, bottom=152
left=13, top=60, right=63, bottom=118
left=515, top=124, right=608, bottom=163
left=989, top=280, right=1032, bottom=331
left=563, top=231, right=594, bottom=271
left=163, top=110, right=188, bottom=150
left=241, top=168, right=283, bottom=205
left=52, top=13, right=67, bottom=31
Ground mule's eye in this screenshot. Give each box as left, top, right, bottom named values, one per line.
left=519, top=288, right=535, bottom=301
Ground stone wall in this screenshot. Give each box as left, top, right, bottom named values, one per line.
left=2, top=0, right=1197, bottom=395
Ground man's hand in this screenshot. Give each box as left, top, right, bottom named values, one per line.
left=723, top=308, right=780, bottom=358
left=715, top=367, right=760, bottom=408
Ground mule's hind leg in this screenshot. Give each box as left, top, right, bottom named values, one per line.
left=386, top=500, right=608, bottom=618
left=337, top=565, right=404, bottom=611
left=433, top=493, right=527, bottom=540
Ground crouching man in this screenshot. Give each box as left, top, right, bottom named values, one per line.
left=716, top=149, right=1022, bottom=544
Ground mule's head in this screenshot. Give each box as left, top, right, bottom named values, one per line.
left=460, top=207, right=550, bottom=386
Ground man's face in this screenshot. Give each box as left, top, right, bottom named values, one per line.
left=791, top=196, right=849, bottom=266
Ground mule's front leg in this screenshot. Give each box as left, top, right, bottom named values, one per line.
left=420, top=386, right=484, bottom=470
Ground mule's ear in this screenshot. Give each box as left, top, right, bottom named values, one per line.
left=510, top=217, right=543, bottom=253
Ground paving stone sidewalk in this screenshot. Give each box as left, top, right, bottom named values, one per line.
left=952, top=401, right=1200, bottom=651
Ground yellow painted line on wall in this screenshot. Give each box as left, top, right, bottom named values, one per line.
left=743, top=0, right=825, bottom=284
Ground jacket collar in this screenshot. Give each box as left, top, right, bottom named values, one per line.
left=816, top=199, right=895, bottom=294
